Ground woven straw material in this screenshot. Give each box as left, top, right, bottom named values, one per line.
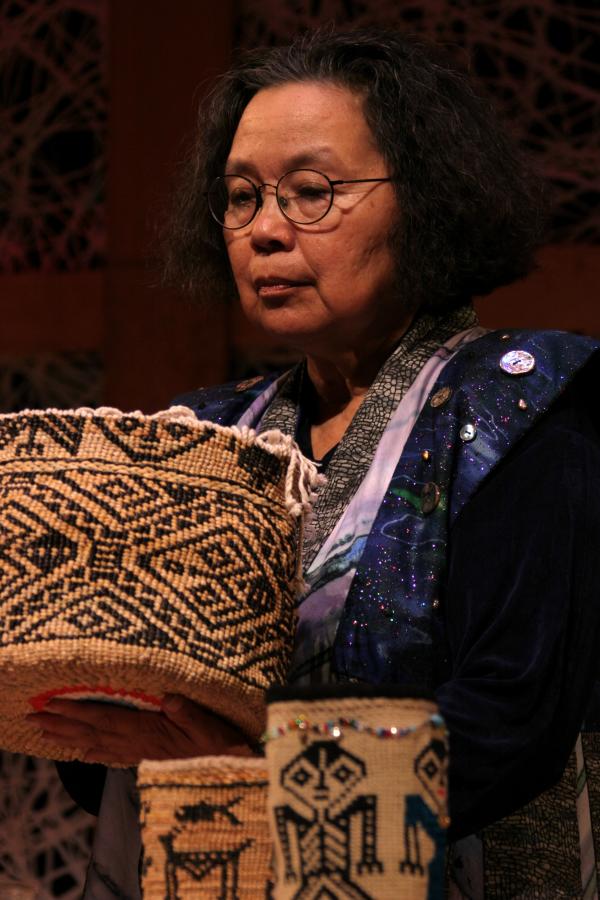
left=0, top=408, right=319, bottom=762
left=138, top=755, right=272, bottom=899
left=266, top=696, right=449, bottom=900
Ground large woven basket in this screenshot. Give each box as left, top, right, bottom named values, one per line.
left=0, top=406, right=321, bottom=762
left=138, top=755, right=272, bottom=899
left=265, top=685, right=450, bottom=900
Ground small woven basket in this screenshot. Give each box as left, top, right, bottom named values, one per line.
left=265, top=685, right=449, bottom=900
left=138, top=755, right=272, bottom=899
left=0, top=406, right=321, bottom=762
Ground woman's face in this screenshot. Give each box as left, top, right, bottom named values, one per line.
left=223, top=82, right=410, bottom=357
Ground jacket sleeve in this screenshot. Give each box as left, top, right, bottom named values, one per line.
left=437, top=391, right=600, bottom=840
left=56, top=760, right=107, bottom=817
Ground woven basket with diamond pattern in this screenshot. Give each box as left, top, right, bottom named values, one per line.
left=0, top=406, right=321, bottom=763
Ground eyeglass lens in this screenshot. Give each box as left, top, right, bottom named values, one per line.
left=208, top=170, right=334, bottom=228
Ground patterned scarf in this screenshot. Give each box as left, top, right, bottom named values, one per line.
left=258, top=305, right=478, bottom=568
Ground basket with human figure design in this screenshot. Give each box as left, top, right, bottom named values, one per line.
left=265, top=684, right=450, bottom=900
left=0, top=406, right=321, bottom=763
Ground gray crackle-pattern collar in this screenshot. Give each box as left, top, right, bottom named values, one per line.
left=258, top=305, right=478, bottom=569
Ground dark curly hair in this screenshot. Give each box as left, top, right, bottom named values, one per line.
left=164, top=27, right=546, bottom=312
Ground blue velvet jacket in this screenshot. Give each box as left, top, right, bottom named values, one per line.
left=176, top=328, right=600, bottom=837
left=58, top=328, right=600, bottom=837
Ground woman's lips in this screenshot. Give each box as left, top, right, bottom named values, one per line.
left=255, top=279, right=310, bottom=299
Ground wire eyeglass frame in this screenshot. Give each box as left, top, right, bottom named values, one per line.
left=207, top=168, right=394, bottom=229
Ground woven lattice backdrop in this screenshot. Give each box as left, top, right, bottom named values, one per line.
left=235, top=0, right=600, bottom=243
left=0, top=0, right=598, bottom=278
left=1, top=0, right=107, bottom=273
left=0, top=754, right=94, bottom=899
left=0, top=352, right=103, bottom=414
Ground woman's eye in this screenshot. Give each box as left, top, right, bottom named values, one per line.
left=296, top=183, right=329, bottom=200
left=229, top=189, right=254, bottom=207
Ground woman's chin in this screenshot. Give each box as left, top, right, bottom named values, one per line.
left=250, top=310, right=330, bottom=348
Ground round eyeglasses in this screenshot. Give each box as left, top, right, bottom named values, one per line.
left=207, top=168, right=393, bottom=229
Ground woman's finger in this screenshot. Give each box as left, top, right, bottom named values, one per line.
left=26, top=695, right=256, bottom=764
left=27, top=707, right=166, bottom=762
left=35, top=701, right=178, bottom=754
left=42, top=699, right=143, bottom=732
left=28, top=710, right=98, bottom=744
left=161, top=694, right=255, bottom=756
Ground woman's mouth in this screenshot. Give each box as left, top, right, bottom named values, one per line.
left=254, top=278, right=309, bottom=298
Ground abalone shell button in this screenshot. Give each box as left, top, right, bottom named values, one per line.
left=421, top=481, right=441, bottom=514
left=499, top=350, right=535, bottom=375
left=430, top=386, right=452, bottom=408
left=460, top=423, right=477, bottom=442
left=235, top=375, right=264, bottom=392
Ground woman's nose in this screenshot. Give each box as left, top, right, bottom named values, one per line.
left=249, top=186, right=295, bottom=250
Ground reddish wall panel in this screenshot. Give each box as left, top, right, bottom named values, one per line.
left=104, top=0, right=233, bottom=410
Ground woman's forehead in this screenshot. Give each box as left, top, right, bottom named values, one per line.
left=226, top=82, right=379, bottom=174
left=225, top=145, right=343, bottom=177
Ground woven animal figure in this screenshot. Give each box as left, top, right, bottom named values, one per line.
left=0, top=407, right=322, bottom=762
left=138, top=756, right=272, bottom=899
left=160, top=797, right=253, bottom=899
left=275, top=740, right=382, bottom=898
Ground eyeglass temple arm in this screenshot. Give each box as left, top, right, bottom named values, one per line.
left=329, top=177, right=394, bottom=186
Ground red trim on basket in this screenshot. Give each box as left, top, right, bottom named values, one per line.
left=29, top=684, right=163, bottom=710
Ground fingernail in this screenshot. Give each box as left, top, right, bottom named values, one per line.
left=161, top=694, right=183, bottom=714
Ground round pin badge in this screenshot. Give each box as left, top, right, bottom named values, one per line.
left=499, top=350, right=536, bottom=376
left=460, top=423, right=477, bottom=442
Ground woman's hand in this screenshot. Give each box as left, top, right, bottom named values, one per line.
left=26, top=694, right=257, bottom=766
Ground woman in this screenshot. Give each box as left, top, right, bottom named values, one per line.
left=37, top=28, right=600, bottom=897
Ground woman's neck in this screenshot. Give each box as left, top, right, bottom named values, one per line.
left=304, top=325, right=413, bottom=421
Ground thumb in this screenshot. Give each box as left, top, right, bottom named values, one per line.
left=161, top=694, right=225, bottom=740
left=161, top=693, right=194, bottom=723
left=161, top=694, right=258, bottom=756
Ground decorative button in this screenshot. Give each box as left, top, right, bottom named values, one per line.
left=432, top=598, right=440, bottom=610
left=460, top=423, right=477, bottom=442
left=422, top=449, right=431, bottom=461
left=235, top=375, right=264, bottom=392
left=500, top=333, right=511, bottom=341
left=518, top=398, right=528, bottom=410
left=421, top=481, right=441, bottom=514
left=430, top=386, right=452, bottom=408
left=499, top=350, right=535, bottom=376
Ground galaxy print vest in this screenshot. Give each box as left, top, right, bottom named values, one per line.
left=176, top=328, right=598, bottom=692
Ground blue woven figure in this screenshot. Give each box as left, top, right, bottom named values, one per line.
left=400, top=738, right=447, bottom=898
